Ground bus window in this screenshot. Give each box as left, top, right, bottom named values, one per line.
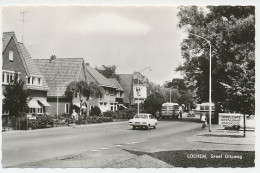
left=168, top=106, right=173, bottom=110
left=161, top=106, right=167, bottom=110
left=174, top=105, right=179, bottom=110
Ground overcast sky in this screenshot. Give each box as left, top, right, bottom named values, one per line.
left=3, top=6, right=187, bottom=85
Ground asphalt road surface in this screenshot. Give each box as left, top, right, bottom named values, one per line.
left=2, top=114, right=252, bottom=168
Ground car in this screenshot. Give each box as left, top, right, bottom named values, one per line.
left=187, top=110, right=195, bottom=117
left=129, top=113, right=158, bottom=130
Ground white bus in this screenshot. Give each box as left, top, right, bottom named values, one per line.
left=161, top=102, right=181, bottom=119
left=200, top=102, right=215, bottom=119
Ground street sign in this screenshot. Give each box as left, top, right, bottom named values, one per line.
left=218, top=113, right=243, bottom=126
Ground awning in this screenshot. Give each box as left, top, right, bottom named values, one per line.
left=28, top=99, right=41, bottom=108
left=38, top=100, right=51, bottom=106
left=119, top=104, right=127, bottom=109
left=73, top=103, right=87, bottom=109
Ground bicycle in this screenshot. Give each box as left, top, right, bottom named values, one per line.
left=201, top=121, right=207, bottom=130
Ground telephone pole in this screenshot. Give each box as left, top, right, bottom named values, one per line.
left=20, top=11, right=29, bottom=43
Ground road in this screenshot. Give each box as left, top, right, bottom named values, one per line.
left=2, top=114, right=254, bottom=168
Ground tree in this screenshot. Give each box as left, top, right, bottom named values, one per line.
left=166, top=78, right=195, bottom=109
left=65, top=81, right=104, bottom=119
left=3, top=73, right=30, bottom=129
left=177, top=6, right=255, bottom=114
left=95, top=65, right=119, bottom=79
left=144, top=92, right=165, bottom=115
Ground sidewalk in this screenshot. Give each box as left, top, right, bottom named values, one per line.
left=190, top=124, right=255, bottom=146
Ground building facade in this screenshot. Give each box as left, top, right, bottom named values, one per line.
left=2, top=32, right=50, bottom=119
left=85, top=65, right=123, bottom=113
left=34, top=57, right=87, bottom=117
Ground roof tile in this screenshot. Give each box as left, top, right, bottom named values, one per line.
left=34, top=58, right=84, bottom=97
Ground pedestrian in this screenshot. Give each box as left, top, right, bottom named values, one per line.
left=201, top=113, right=207, bottom=130
left=71, top=109, right=78, bottom=128
left=156, top=110, right=160, bottom=120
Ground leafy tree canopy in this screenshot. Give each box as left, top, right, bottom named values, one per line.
left=177, top=6, right=255, bottom=114
left=95, top=65, right=118, bottom=79
left=3, top=73, right=30, bottom=117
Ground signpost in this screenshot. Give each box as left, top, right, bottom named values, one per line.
left=218, top=113, right=246, bottom=137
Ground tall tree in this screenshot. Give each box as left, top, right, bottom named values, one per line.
left=144, top=92, right=165, bottom=115
left=3, top=73, right=30, bottom=129
left=177, top=6, right=255, bottom=114
left=95, top=65, right=118, bottom=79
left=166, top=78, right=195, bottom=109
left=65, top=81, right=104, bottom=118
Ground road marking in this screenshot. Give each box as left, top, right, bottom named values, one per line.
left=91, top=149, right=101, bottom=152
left=100, top=147, right=110, bottom=150
left=115, top=144, right=123, bottom=147
left=125, top=141, right=142, bottom=145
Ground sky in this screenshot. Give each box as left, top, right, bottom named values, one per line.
left=3, top=6, right=187, bottom=85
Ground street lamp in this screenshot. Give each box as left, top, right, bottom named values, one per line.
left=137, top=67, right=152, bottom=115
left=187, top=33, right=212, bottom=132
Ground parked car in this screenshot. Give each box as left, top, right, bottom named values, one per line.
left=187, top=110, right=195, bottom=117
left=129, top=113, right=158, bottom=130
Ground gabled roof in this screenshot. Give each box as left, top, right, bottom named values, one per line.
left=108, top=78, right=124, bottom=91
left=18, top=43, right=49, bottom=91
left=118, top=74, right=133, bottom=104
left=2, top=32, right=30, bottom=75
left=34, top=58, right=85, bottom=97
left=2, top=32, right=14, bottom=52
left=85, top=66, right=117, bottom=89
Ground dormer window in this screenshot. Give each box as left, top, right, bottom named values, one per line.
left=9, top=51, right=13, bottom=61
left=2, top=70, right=20, bottom=85
left=27, top=76, right=43, bottom=86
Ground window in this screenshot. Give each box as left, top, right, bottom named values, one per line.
left=2, top=108, right=9, bottom=115
left=65, top=103, right=69, bottom=114
left=38, top=108, right=43, bottom=114
left=2, top=71, right=19, bottom=85
left=9, top=51, right=13, bottom=61
left=27, top=76, right=43, bottom=86
left=38, top=78, right=42, bottom=85
left=29, top=108, right=36, bottom=113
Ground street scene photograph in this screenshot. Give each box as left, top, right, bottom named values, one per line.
left=1, top=4, right=256, bottom=169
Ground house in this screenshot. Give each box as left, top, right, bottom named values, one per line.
left=85, top=64, right=121, bottom=113
left=108, top=78, right=124, bottom=103
left=2, top=32, right=50, bottom=120
left=117, top=74, right=148, bottom=106
left=33, top=57, right=87, bottom=117
left=117, top=74, right=134, bottom=107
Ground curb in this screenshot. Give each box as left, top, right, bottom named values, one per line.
left=2, top=120, right=128, bottom=134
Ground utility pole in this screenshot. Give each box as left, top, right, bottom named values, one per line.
left=170, top=89, right=171, bottom=103
left=20, top=11, right=29, bottom=43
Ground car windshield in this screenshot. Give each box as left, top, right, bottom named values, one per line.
left=134, top=114, right=148, bottom=119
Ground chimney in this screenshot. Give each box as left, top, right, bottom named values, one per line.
left=49, top=55, right=56, bottom=62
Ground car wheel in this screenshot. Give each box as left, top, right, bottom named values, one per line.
left=133, top=126, right=136, bottom=130
left=154, top=123, right=157, bottom=129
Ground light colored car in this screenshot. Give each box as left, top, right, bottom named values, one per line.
left=187, top=110, right=195, bottom=117
left=129, top=113, right=158, bottom=130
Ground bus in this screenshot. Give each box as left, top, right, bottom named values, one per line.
left=199, top=102, right=216, bottom=121
left=161, top=102, right=181, bottom=119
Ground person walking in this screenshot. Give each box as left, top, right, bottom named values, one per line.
left=155, top=110, right=160, bottom=120
left=71, top=109, right=78, bottom=128
left=201, top=113, right=207, bottom=130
